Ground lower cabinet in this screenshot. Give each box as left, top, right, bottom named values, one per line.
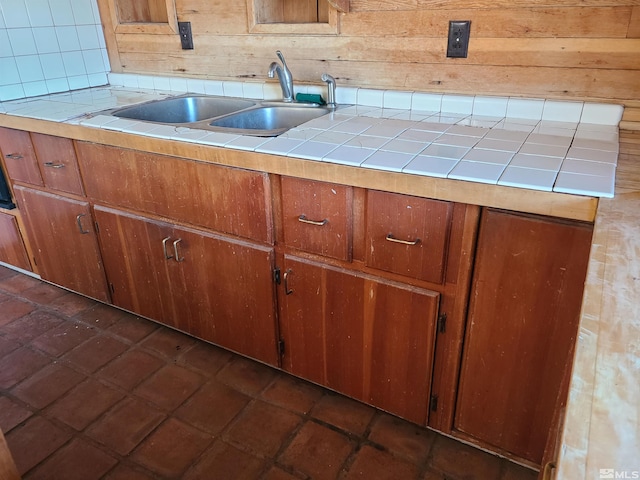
left=278, top=255, right=441, bottom=424
left=0, top=211, right=31, bottom=271
left=93, top=206, right=279, bottom=365
left=454, top=209, right=593, bottom=464
left=13, top=186, right=109, bottom=301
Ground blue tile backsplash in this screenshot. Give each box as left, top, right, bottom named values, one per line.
left=0, top=0, right=109, bottom=101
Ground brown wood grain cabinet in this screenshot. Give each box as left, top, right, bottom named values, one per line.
left=0, top=127, right=43, bottom=186
left=13, top=186, right=110, bottom=301
left=30, top=133, right=85, bottom=196
left=454, top=208, right=592, bottom=465
left=93, top=205, right=279, bottom=365
left=0, top=211, right=31, bottom=271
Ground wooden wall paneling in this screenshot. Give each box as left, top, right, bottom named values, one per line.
left=629, top=6, right=640, bottom=37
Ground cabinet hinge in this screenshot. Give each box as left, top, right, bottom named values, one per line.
left=94, top=221, right=100, bottom=233
left=437, top=313, right=447, bottom=333
left=430, top=394, right=439, bottom=412
left=274, top=267, right=281, bottom=285
left=277, top=339, right=285, bottom=357
left=109, top=283, right=115, bottom=294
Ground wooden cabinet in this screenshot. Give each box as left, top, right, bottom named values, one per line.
left=365, top=190, right=453, bottom=284
left=13, top=186, right=109, bottom=301
left=93, top=206, right=279, bottom=365
left=30, top=133, right=84, bottom=196
left=454, top=209, right=592, bottom=464
left=0, top=211, right=31, bottom=271
left=0, top=127, right=42, bottom=186
left=280, top=177, right=352, bottom=261
left=278, top=255, right=440, bottom=424
left=76, top=142, right=273, bottom=244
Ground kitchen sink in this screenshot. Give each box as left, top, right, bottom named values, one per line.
left=103, top=94, right=339, bottom=136
left=208, top=103, right=332, bottom=136
left=112, top=95, right=256, bottom=124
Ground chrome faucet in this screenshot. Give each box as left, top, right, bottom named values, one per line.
left=321, top=73, right=337, bottom=109
left=268, top=50, right=294, bottom=102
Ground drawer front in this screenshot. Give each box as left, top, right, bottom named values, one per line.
left=281, top=177, right=351, bottom=261
left=0, top=127, right=43, bottom=186
left=31, top=133, right=85, bottom=195
left=365, top=190, right=453, bottom=283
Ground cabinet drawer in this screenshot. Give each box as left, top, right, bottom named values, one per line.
left=365, top=190, right=453, bottom=283
left=76, top=142, right=273, bottom=243
left=281, top=177, right=351, bottom=260
left=31, top=133, right=84, bottom=195
left=0, top=127, right=43, bottom=186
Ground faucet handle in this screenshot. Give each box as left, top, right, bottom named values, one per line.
left=276, top=51, right=287, bottom=69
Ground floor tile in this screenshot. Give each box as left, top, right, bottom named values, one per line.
left=0, top=273, right=41, bottom=293
left=132, top=417, right=213, bottom=478
left=175, top=380, right=250, bottom=434
left=48, top=291, right=96, bottom=317
left=86, top=396, right=165, bottom=455
left=74, top=303, right=131, bottom=331
left=97, top=349, right=164, bottom=390
left=11, top=363, right=85, bottom=409
left=62, top=334, right=129, bottom=373
left=0, top=310, right=64, bottom=344
left=0, top=347, right=51, bottom=389
left=177, top=341, right=232, bottom=376
left=0, top=335, right=20, bottom=358
left=26, top=437, right=117, bottom=480
left=102, top=464, right=157, bottom=480
left=183, top=440, right=266, bottom=480
left=262, top=466, right=303, bottom=480
left=106, top=313, right=158, bottom=343
left=0, top=396, right=33, bottom=433
left=134, top=363, right=203, bottom=411
left=226, top=399, right=302, bottom=457
left=48, top=378, right=125, bottom=430
left=429, top=435, right=502, bottom=479
left=5, top=416, right=72, bottom=475
left=501, top=461, right=538, bottom=480
left=343, top=444, right=420, bottom=479
left=260, top=374, right=324, bottom=415
left=368, top=412, right=436, bottom=465
left=217, top=356, right=277, bottom=396
left=139, top=327, right=197, bottom=360
left=311, top=392, right=376, bottom=436
left=279, top=421, right=354, bottom=480
left=0, top=298, right=36, bottom=327
left=30, top=321, right=96, bottom=357
left=19, top=282, right=67, bottom=305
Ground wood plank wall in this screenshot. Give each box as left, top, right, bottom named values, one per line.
left=98, top=0, right=640, bottom=127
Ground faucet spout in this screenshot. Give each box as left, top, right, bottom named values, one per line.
left=268, top=51, right=294, bottom=102
left=321, top=73, right=337, bottom=109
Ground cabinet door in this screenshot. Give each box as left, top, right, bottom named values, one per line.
left=0, top=128, right=43, bottom=186
left=0, top=212, right=31, bottom=271
left=455, top=209, right=592, bottom=464
left=13, top=186, right=109, bottom=301
left=281, top=177, right=352, bottom=260
left=94, top=206, right=279, bottom=365
left=366, top=190, right=453, bottom=284
left=279, top=255, right=440, bottom=424
left=31, top=133, right=84, bottom=195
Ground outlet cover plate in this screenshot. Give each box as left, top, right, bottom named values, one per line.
left=178, top=21, right=194, bottom=50
left=447, top=20, right=470, bottom=58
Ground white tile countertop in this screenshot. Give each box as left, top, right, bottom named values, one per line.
left=0, top=74, right=624, bottom=198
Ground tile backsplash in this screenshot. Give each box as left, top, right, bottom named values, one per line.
left=0, top=0, right=109, bottom=101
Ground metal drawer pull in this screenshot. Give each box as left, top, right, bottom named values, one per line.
left=5, top=153, right=23, bottom=160
left=283, top=269, right=293, bottom=295
left=44, top=161, right=65, bottom=168
left=386, top=234, right=420, bottom=246
left=76, top=214, right=90, bottom=234
left=298, top=214, right=328, bottom=226
left=173, top=238, right=184, bottom=262
left=162, top=237, right=173, bottom=260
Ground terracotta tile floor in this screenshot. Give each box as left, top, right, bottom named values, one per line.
left=0, top=265, right=538, bottom=480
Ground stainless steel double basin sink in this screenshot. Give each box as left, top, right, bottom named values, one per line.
left=108, top=94, right=336, bottom=137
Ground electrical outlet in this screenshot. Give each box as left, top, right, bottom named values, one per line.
left=178, top=21, right=194, bottom=50
left=447, top=20, right=470, bottom=58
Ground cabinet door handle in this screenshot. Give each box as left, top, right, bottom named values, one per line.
left=44, top=161, right=65, bottom=169
left=173, top=238, right=184, bottom=262
left=76, top=214, right=90, bottom=234
left=283, top=268, right=293, bottom=295
left=386, top=234, right=420, bottom=246
left=5, top=153, right=23, bottom=160
left=298, top=214, right=328, bottom=226
left=162, top=237, right=174, bottom=260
